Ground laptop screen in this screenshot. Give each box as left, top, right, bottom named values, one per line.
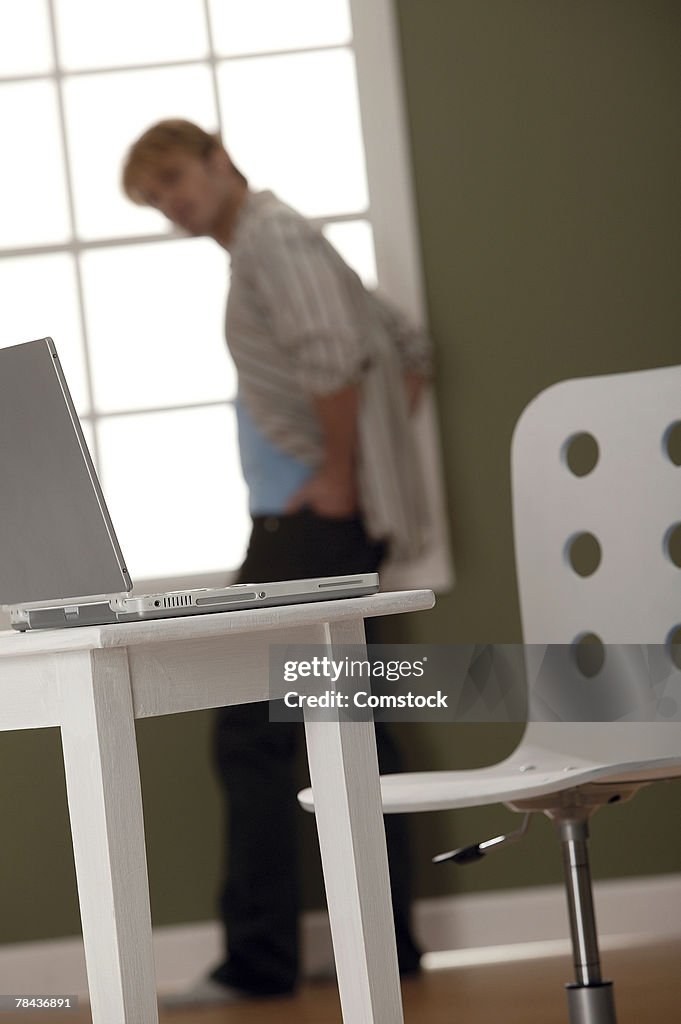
left=0, top=338, right=132, bottom=607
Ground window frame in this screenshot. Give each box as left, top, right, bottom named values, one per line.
left=0, top=0, right=453, bottom=592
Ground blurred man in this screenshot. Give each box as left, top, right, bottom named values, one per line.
left=122, top=119, right=431, bottom=1005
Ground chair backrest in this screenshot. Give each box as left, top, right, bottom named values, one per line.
left=511, top=365, right=681, bottom=762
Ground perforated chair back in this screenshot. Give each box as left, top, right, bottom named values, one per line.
left=511, top=364, right=681, bottom=768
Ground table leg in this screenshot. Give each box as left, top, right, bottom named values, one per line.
left=56, top=649, right=158, bottom=1024
left=302, top=618, right=403, bottom=1024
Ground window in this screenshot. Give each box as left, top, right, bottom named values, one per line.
left=0, top=0, right=451, bottom=590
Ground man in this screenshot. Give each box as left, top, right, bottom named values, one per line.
left=122, top=119, right=432, bottom=1004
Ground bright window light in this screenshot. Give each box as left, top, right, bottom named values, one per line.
left=81, top=238, right=235, bottom=412
left=97, top=406, right=250, bottom=578
left=323, top=220, right=377, bottom=289
left=63, top=65, right=217, bottom=240
left=0, top=0, right=53, bottom=76
left=54, top=0, right=208, bottom=71
left=208, top=0, right=352, bottom=56
left=0, top=82, right=70, bottom=247
left=217, top=49, right=368, bottom=218
left=0, top=254, right=89, bottom=414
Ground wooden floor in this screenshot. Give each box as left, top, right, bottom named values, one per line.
left=7, top=938, right=679, bottom=1023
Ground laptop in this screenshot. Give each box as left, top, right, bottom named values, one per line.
left=0, top=338, right=379, bottom=631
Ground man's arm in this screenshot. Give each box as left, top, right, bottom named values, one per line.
left=285, top=384, right=359, bottom=518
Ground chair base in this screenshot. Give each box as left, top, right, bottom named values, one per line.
left=566, top=981, right=616, bottom=1024
left=507, top=793, right=623, bottom=1024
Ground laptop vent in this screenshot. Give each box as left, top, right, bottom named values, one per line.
left=162, top=595, right=192, bottom=608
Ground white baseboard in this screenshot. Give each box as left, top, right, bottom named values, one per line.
left=1, top=874, right=680, bottom=996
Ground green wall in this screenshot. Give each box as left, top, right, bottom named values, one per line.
left=1, top=0, right=680, bottom=944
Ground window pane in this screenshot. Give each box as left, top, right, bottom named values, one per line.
left=323, top=220, right=377, bottom=288
left=97, top=407, right=249, bottom=578
left=0, top=255, right=89, bottom=414
left=55, top=0, right=208, bottom=70
left=217, top=49, right=368, bottom=218
left=63, top=66, right=217, bottom=239
left=81, top=238, right=234, bottom=412
left=0, top=0, right=53, bottom=76
left=209, top=0, right=351, bottom=56
left=0, top=82, right=70, bottom=246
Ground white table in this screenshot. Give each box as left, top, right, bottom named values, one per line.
left=0, top=589, right=434, bottom=1023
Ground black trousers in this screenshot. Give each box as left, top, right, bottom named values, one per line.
left=210, top=509, right=420, bottom=994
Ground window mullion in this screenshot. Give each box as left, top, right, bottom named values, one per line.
left=0, top=210, right=371, bottom=261
left=202, top=0, right=225, bottom=147
left=45, top=0, right=101, bottom=467
left=0, top=44, right=352, bottom=86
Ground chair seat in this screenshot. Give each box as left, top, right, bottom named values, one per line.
left=298, top=745, right=681, bottom=814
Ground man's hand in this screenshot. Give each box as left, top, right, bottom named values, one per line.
left=284, top=384, right=359, bottom=518
left=285, top=462, right=358, bottom=518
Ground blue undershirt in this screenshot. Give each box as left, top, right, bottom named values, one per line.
left=235, top=393, right=313, bottom=516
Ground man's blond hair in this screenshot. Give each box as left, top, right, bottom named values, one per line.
left=122, top=118, right=247, bottom=204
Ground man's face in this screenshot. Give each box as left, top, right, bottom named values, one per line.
left=132, top=149, right=233, bottom=235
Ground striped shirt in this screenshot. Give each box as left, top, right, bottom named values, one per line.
left=225, top=190, right=433, bottom=561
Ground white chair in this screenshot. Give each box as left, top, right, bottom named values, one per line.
left=299, top=364, right=681, bottom=1024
